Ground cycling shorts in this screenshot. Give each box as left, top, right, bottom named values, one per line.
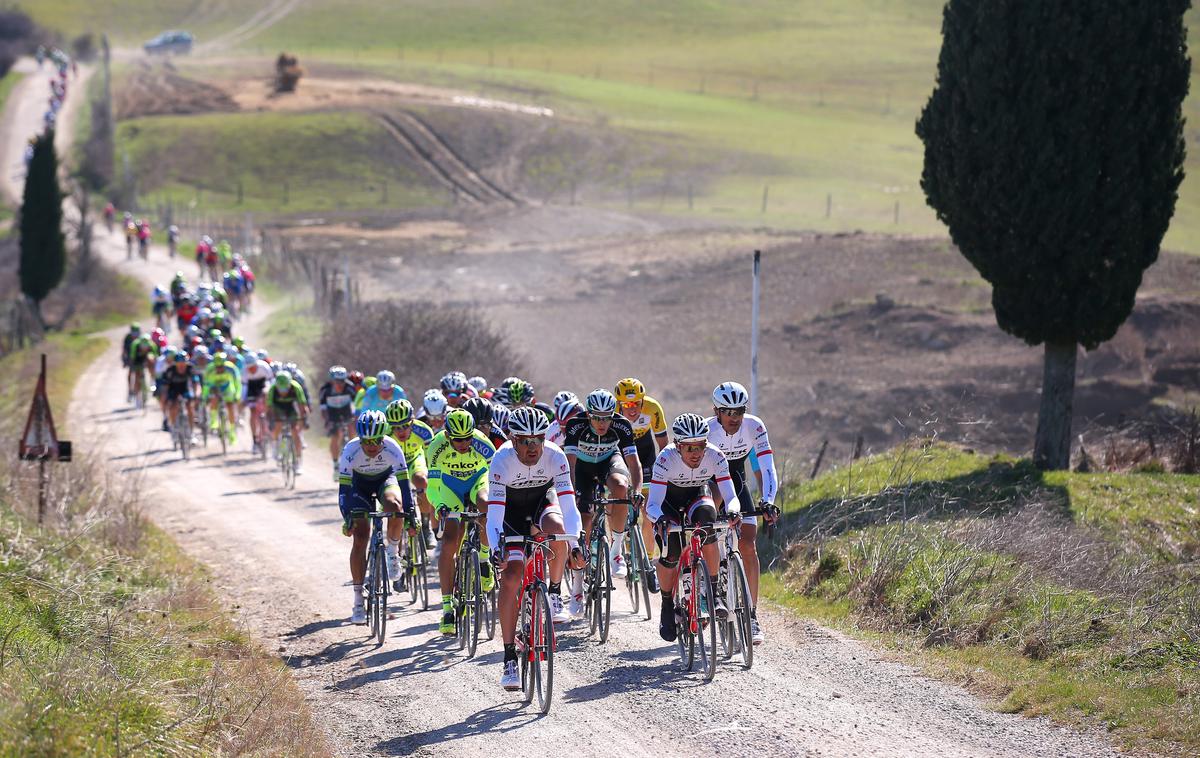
left=152, top=302, right=169, bottom=315
left=575, top=455, right=630, bottom=514
left=502, top=496, right=563, bottom=563
left=428, top=469, right=487, bottom=514
left=166, top=384, right=192, bottom=402
left=653, top=495, right=718, bottom=568
left=271, top=403, right=300, bottom=422
left=323, top=406, right=354, bottom=434
left=339, top=474, right=404, bottom=529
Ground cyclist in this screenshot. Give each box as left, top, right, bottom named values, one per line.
left=137, top=219, right=151, bottom=258
left=285, top=362, right=312, bottom=414
left=385, top=399, right=437, bottom=549
left=215, top=239, right=233, bottom=272
left=161, top=351, right=196, bottom=439
left=127, top=329, right=158, bottom=400
left=167, top=224, right=180, bottom=258
left=440, top=372, right=472, bottom=408
left=616, top=377, right=669, bottom=577
left=552, top=390, right=577, bottom=414
left=151, top=286, right=172, bottom=329
left=427, top=409, right=496, bottom=635
left=507, top=378, right=534, bottom=409
left=467, top=376, right=489, bottom=398
left=124, top=216, right=137, bottom=258
left=491, top=404, right=511, bottom=447
left=562, top=389, right=642, bottom=615
left=242, top=351, right=275, bottom=453
left=320, top=366, right=357, bottom=478
left=174, top=295, right=198, bottom=336
left=152, top=346, right=175, bottom=431
left=268, top=371, right=309, bottom=473
left=357, top=370, right=405, bottom=413
left=103, top=201, right=114, bottom=233
left=420, top=389, right=448, bottom=432
left=202, top=351, right=242, bottom=445
left=706, top=381, right=778, bottom=645
left=486, top=406, right=581, bottom=689
left=337, top=410, right=417, bottom=625
left=648, top=413, right=740, bottom=642
left=120, top=323, right=141, bottom=371
left=547, top=398, right=583, bottom=448
left=203, top=237, right=219, bottom=280
left=462, top=396, right=503, bottom=449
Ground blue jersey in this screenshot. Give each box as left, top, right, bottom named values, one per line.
left=358, top=384, right=408, bottom=414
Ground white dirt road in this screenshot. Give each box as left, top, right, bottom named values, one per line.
left=2, top=51, right=1126, bottom=758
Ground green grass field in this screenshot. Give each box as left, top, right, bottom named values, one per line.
left=767, top=442, right=1200, bottom=754
left=115, top=110, right=447, bottom=213
left=35, top=1, right=1200, bottom=248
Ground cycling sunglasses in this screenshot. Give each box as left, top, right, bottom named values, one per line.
left=361, top=436, right=385, bottom=446
left=619, top=400, right=641, bottom=409
left=513, top=435, right=545, bottom=447
left=717, top=407, right=747, bottom=417
left=677, top=441, right=707, bottom=454
left=445, top=391, right=461, bottom=398
left=588, top=413, right=614, bottom=422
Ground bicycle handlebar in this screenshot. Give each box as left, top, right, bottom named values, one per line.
left=504, top=534, right=574, bottom=545
left=441, top=510, right=483, bottom=520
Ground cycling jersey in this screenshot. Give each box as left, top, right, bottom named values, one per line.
left=319, top=380, right=356, bottom=416
left=647, top=443, right=741, bottom=522
left=203, top=362, right=242, bottom=400
left=336, top=436, right=415, bottom=524
left=546, top=420, right=565, bottom=447
left=426, top=429, right=494, bottom=512
left=160, top=363, right=193, bottom=401
left=562, top=415, right=637, bottom=464
left=242, top=360, right=274, bottom=400
left=128, top=336, right=157, bottom=366
left=267, top=381, right=308, bottom=407
left=392, top=419, right=433, bottom=477
left=485, top=441, right=580, bottom=556
left=357, top=384, right=407, bottom=413
left=705, top=414, right=777, bottom=505
left=625, top=396, right=667, bottom=440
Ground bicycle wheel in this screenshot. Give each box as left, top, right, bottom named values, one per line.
left=625, top=536, right=639, bottom=615
left=415, top=536, right=430, bottom=611
left=218, top=410, right=228, bottom=456
left=465, top=550, right=482, bottom=658
left=198, top=403, right=209, bottom=448
left=595, top=540, right=612, bottom=643
left=676, top=566, right=694, bottom=671
left=519, top=590, right=535, bottom=705
left=366, top=550, right=378, bottom=639
left=729, top=553, right=754, bottom=670
left=718, top=562, right=734, bottom=659
left=531, top=583, right=555, bottom=715
left=484, top=585, right=497, bottom=641
left=696, top=560, right=717, bottom=682
left=375, top=541, right=389, bottom=645
left=630, top=528, right=653, bottom=621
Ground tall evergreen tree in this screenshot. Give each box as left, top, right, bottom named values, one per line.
left=19, top=130, right=66, bottom=316
left=916, top=0, right=1190, bottom=469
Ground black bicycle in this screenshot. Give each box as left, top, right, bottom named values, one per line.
left=358, top=507, right=399, bottom=646
left=621, top=501, right=655, bottom=621
left=438, top=509, right=487, bottom=658
left=580, top=486, right=632, bottom=643
left=398, top=507, right=431, bottom=610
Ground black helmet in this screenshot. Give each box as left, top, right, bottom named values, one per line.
left=462, top=396, right=494, bottom=425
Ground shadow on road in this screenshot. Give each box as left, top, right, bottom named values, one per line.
left=376, top=703, right=541, bottom=754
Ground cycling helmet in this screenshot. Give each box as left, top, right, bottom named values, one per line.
left=534, top=402, right=554, bottom=423
left=151, top=327, right=165, bottom=338
left=172, top=350, right=188, bottom=362
left=557, top=398, right=583, bottom=425
left=492, top=404, right=511, bottom=433
left=232, top=336, right=245, bottom=348
left=671, top=413, right=709, bottom=442
left=129, top=323, right=141, bottom=333
left=274, top=371, right=292, bottom=386
left=198, top=307, right=212, bottom=319
left=329, top=365, right=347, bottom=380
left=285, top=362, right=299, bottom=374
left=269, top=360, right=283, bottom=373
left=462, top=396, right=494, bottom=425
left=348, top=370, right=364, bottom=385
left=189, top=336, right=203, bottom=348
left=509, top=406, right=550, bottom=437
left=444, top=409, right=475, bottom=440
left=376, top=370, right=395, bottom=390
left=357, top=410, right=389, bottom=440
left=712, top=381, right=749, bottom=409
left=256, top=349, right=269, bottom=361
left=467, top=376, right=487, bottom=393
left=213, top=352, right=229, bottom=365
left=508, top=379, right=533, bottom=406
left=192, top=345, right=209, bottom=358
left=501, top=376, right=521, bottom=391
left=614, top=378, right=646, bottom=404
left=422, top=389, right=448, bottom=417
left=440, top=371, right=468, bottom=393
left=363, top=376, right=377, bottom=389
left=552, top=390, right=577, bottom=411
left=385, top=399, right=414, bottom=426
left=152, top=285, right=165, bottom=296
left=585, top=389, right=617, bottom=417
left=493, top=386, right=511, bottom=407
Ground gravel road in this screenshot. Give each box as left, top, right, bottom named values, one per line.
left=0, top=53, right=1124, bottom=758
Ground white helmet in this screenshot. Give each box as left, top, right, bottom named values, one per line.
left=376, top=370, right=396, bottom=390
left=508, top=406, right=550, bottom=437
left=671, top=413, right=709, bottom=442
left=585, top=389, right=617, bottom=417
left=467, top=376, right=487, bottom=393
left=440, top=371, right=468, bottom=392
left=712, top=381, right=749, bottom=409
left=422, top=389, right=448, bottom=417
left=552, top=390, right=577, bottom=411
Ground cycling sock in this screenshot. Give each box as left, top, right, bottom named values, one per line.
left=503, top=644, right=517, bottom=662
left=549, top=581, right=561, bottom=596
left=661, top=590, right=674, bottom=606
left=441, top=594, right=452, bottom=610
left=386, top=538, right=400, bottom=557
left=352, top=584, right=364, bottom=607
left=570, top=571, right=584, bottom=598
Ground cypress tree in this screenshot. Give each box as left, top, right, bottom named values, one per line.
left=916, top=0, right=1190, bottom=469
left=19, top=130, right=66, bottom=315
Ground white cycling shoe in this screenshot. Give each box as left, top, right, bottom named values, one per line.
left=551, top=594, right=571, bottom=624
left=568, top=594, right=584, bottom=619
left=611, top=553, right=628, bottom=578
left=751, top=615, right=765, bottom=645
left=501, top=660, right=520, bottom=691
left=351, top=605, right=366, bottom=625
left=386, top=552, right=401, bottom=583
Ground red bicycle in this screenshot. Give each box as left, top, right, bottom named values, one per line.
left=668, top=522, right=720, bottom=682
left=504, top=532, right=571, bottom=714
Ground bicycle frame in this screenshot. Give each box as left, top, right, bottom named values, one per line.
left=505, top=533, right=572, bottom=658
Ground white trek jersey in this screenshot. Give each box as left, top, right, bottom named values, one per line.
left=705, top=414, right=778, bottom=503
left=485, top=441, right=580, bottom=551
left=647, top=443, right=740, bottom=522
left=337, top=436, right=409, bottom=485
left=242, top=360, right=274, bottom=386
left=546, top=420, right=565, bottom=447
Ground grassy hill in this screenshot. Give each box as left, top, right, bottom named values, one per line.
left=766, top=441, right=1200, bottom=755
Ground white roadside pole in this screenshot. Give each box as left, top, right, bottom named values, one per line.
left=750, top=250, right=761, bottom=416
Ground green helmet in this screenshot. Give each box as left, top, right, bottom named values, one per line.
left=363, top=376, right=377, bottom=389
left=508, top=378, right=533, bottom=406
left=275, top=371, right=293, bottom=387
left=130, top=322, right=141, bottom=333
left=444, top=409, right=475, bottom=440
left=232, top=336, right=245, bottom=348
left=385, top=399, right=414, bottom=426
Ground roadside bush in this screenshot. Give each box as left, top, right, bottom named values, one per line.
left=314, top=299, right=528, bottom=393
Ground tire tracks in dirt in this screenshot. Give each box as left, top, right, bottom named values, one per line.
left=374, top=110, right=522, bottom=207
left=196, top=0, right=305, bottom=53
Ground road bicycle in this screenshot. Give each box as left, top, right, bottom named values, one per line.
left=667, top=521, right=720, bottom=682
left=505, top=532, right=572, bottom=715
left=578, top=486, right=632, bottom=643
left=215, top=400, right=232, bottom=456
left=621, top=502, right=655, bottom=621
left=131, top=369, right=149, bottom=413
left=356, top=506, right=396, bottom=646
left=438, top=509, right=486, bottom=658
left=171, top=402, right=192, bottom=461
left=712, top=515, right=753, bottom=669
left=398, top=506, right=431, bottom=610
left=278, top=431, right=297, bottom=489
